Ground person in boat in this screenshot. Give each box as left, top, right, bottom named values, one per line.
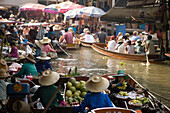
left=107, top=70, right=141, bottom=99
left=35, top=52, right=52, bottom=75
left=82, top=31, right=95, bottom=43
left=41, top=37, right=55, bottom=55
left=4, top=31, right=15, bottom=45
left=115, top=39, right=125, bottom=53
left=21, top=39, right=33, bottom=54
left=74, top=75, right=114, bottom=113
left=130, top=31, right=142, bottom=41
left=116, top=32, right=123, bottom=43
left=23, top=26, right=30, bottom=39
left=59, top=28, right=73, bottom=44
left=34, top=40, right=42, bottom=57
left=13, top=54, right=38, bottom=78
left=0, top=69, right=9, bottom=101
left=30, top=69, right=63, bottom=108
left=46, top=26, right=55, bottom=40
left=145, top=35, right=155, bottom=55
left=107, top=35, right=117, bottom=52
left=125, top=40, right=135, bottom=54
left=5, top=42, right=19, bottom=59
left=135, top=39, right=145, bottom=54
left=68, top=24, right=77, bottom=35
left=53, top=25, right=62, bottom=41
left=98, top=27, right=107, bottom=43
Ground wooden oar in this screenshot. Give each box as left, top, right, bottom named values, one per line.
left=42, top=85, right=61, bottom=113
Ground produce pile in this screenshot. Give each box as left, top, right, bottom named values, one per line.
left=65, top=77, right=88, bottom=106
left=119, top=91, right=129, bottom=96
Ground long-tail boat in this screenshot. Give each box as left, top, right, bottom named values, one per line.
left=80, top=41, right=94, bottom=48
left=91, top=43, right=162, bottom=62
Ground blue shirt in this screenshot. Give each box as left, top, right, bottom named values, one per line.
left=35, top=61, right=52, bottom=73
left=74, top=92, right=114, bottom=113
left=131, top=36, right=142, bottom=41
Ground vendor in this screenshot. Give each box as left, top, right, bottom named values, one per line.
left=74, top=75, right=114, bottom=113
left=30, top=69, right=63, bottom=108
left=34, top=40, right=42, bottom=57
left=35, top=52, right=52, bottom=74
left=5, top=42, right=18, bottom=59
left=41, top=37, right=55, bottom=55
left=13, top=54, right=38, bottom=78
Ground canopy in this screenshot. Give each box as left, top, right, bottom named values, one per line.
left=80, top=6, right=105, bottom=17
left=19, top=3, right=46, bottom=11
left=21, top=22, right=49, bottom=26
left=64, top=8, right=83, bottom=18
left=100, top=7, right=158, bottom=23
left=43, top=4, right=58, bottom=14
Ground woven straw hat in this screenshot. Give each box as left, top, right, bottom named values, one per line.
left=40, top=37, right=51, bottom=44
left=54, top=25, right=61, bottom=30
left=85, top=75, right=109, bottom=92
left=5, top=31, right=11, bottom=35
left=12, top=100, right=30, bottom=113
left=36, top=52, right=51, bottom=60
left=39, top=69, right=60, bottom=86
left=0, top=59, right=8, bottom=71
left=0, top=68, right=9, bottom=78
left=25, top=54, right=36, bottom=64
left=35, top=40, right=43, bottom=48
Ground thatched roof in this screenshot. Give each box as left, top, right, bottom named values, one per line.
left=100, top=6, right=158, bottom=23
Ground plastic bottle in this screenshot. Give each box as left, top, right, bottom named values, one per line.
left=24, top=75, right=27, bottom=79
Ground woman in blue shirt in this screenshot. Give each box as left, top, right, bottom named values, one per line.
left=74, top=75, right=114, bottom=113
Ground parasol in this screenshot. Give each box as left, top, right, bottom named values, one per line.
left=43, top=4, right=59, bottom=14
left=19, top=3, right=46, bottom=11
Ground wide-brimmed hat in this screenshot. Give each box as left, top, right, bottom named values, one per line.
left=54, top=25, right=61, bottom=30
left=5, top=31, right=11, bottom=35
left=10, top=14, right=14, bottom=18
left=39, top=69, right=60, bottom=86
left=25, top=54, right=36, bottom=64
left=136, top=39, right=142, bottom=43
left=36, top=52, right=51, bottom=60
left=71, top=24, right=76, bottom=27
left=35, top=40, right=43, bottom=48
left=40, top=37, right=51, bottom=44
left=0, top=59, right=8, bottom=71
left=85, top=75, right=109, bottom=92
left=113, top=70, right=129, bottom=79
left=12, top=100, right=30, bottom=113
left=0, top=69, right=9, bottom=78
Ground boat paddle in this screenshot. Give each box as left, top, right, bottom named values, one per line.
left=42, top=85, right=61, bottom=113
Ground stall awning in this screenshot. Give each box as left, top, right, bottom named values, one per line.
left=100, top=6, right=158, bottom=23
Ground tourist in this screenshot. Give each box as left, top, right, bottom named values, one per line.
left=145, top=35, right=155, bottom=55
left=130, top=31, right=142, bottom=41
left=36, top=52, right=52, bottom=74
left=135, top=39, right=145, bottom=54
left=82, top=31, right=95, bottom=43
left=41, top=37, right=55, bottom=55
left=98, top=27, right=107, bottom=43
left=60, top=28, right=73, bottom=44
left=125, top=40, right=135, bottom=54
left=74, top=75, right=114, bottom=113
left=116, top=32, right=123, bottom=43
left=13, top=54, right=38, bottom=77
left=53, top=25, right=62, bottom=41
left=0, top=69, right=9, bottom=101
left=108, top=36, right=117, bottom=52
left=30, top=69, right=63, bottom=108
left=5, top=42, right=18, bottom=59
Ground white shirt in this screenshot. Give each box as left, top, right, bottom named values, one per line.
left=126, top=45, right=135, bottom=54
left=118, top=43, right=125, bottom=53
left=84, top=34, right=95, bottom=43
left=108, top=40, right=117, bottom=52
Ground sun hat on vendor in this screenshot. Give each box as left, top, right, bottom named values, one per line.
left=38, top=69, right=60, bottom=86
left=86, top=75, right=109, bottom=92
left=35, top=40, right=43, bottom=48
left=53, top=25, right=61, bottom=30
left=5, top=31, right=11, bottom=35
left=36, top=52, right=51, bottom=60
left=113, top=70, right=129, bottom=79
left=0, top=59, right=8, bottom=71
left=0, top=68, right=9, bottom=78
left=12, top=100, right=30, bottom=113
left=25, top=54, right=36, bottom=64
left=40, top=37, right=51, bottom=44
left=136, top=39, right=142, bottom=45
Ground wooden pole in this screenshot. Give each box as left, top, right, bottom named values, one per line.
left=0, top=35, right=4, bottom=60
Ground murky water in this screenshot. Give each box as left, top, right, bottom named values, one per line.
left=51, top=47, right=170, bottom=108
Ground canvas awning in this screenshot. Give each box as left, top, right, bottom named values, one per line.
left=126, top=0, right=156, bottom=7
left=100, top=6, right=158, bottom=23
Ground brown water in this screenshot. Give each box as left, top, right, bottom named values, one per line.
left=51, top=47, right=170, bottom=108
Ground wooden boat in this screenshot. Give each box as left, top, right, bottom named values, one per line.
left=91, top=43, right=162, bottom=62
left=80, top=41, right=94, bottom=48
left=66, top=43, right=80, bottom=50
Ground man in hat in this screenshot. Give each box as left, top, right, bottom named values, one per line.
left=74, top=75, right=113, bottom=113
left=0, top=69, right=9, bottom=100
left=4, top=31, right=15, bottom=45
left=53, top=25, right=62, bottom=41
left=30, top=69, right=63, bottom=108
left=35, top=52, right=52, bottom=74
left=13, top=54, right=38, bottom=78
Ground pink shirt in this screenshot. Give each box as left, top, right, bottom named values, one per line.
left=42, top=44, right=55, bottom=54
left=60, top=32, right=73, bottom=44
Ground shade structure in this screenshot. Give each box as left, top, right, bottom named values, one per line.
left=43, top=4, right=58, bottom=14
left=64, top=8, right=83, bottom=18
left=80, top=6, right=105, bottom=17
left=57, top=1, right=85, bottom=13
left=100, top=7, right=159, bottom=23
left=19, top=3, right=46, bottom=11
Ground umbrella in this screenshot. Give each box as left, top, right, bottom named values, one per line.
left=19, top=3, right=46, bottom=11
left=80, top=6, right=105, bottom=17
left=43, top=4, right=59, bottom=14
left=57, top=1, right=85, bottom=13
left=0, top=19, right=15, bottom=24
left=64, top=8, right=83, bottom=18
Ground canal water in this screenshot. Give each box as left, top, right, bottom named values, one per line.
left=51, top=47, right=170, bottom=108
